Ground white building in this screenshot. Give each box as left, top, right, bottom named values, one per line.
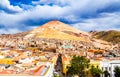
left=100, top=60, right=120, bottom=77
left=19, top=58, right=33, bottom=64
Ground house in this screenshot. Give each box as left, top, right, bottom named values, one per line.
left=100, top=60, right=120, bottom=77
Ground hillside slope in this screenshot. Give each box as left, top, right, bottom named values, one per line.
left=36, top=28, right=86, bottom=41
left=90, top=30, right=120, bottom=43
left=25, top=20, right=90, bottom=41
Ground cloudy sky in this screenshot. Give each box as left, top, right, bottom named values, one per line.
left=0, top=0, right=120, bottom=34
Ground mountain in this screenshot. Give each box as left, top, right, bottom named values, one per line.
left=40, top=20, right=88, bottom=35
left=24, top=20, right=90, bottom=41
left=1, top=20, right=120, bottom=45
left=1, top=20, right=119, bottom=49
left=90, top=30, right=120, bottom=44
left=0, top=30, right=31, bottom=38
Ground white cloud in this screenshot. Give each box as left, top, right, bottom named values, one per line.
left=0, top=4, right=69, bottom=27
left=0, top=4, right=68, bottom=33
left=32, top=0, right=120, bottom=15
left=0, top=0, right=23, bottom=13
left=72, top=12, right=120, bottom=31
left=0, top=28, right=22, bottom=34
left=0, top=0, right=120, bottom=33
left=32, top=0, right=69, bottom=6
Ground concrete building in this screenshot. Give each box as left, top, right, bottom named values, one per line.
left=100, top=60, right=120, bottom=77
left=0, top=62, right=54, bottom=77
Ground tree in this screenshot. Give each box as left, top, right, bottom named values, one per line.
left=67, top=55, right=90, bottom=77
left=90, top=65, right=102, bottom=77
left=54, top=74, right=62, bottom=77
left=104, top=70, right=110, bottom=77
left=114, top=66, right=120, bottom=77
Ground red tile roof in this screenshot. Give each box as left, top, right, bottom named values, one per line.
left=0, top=70, right=16, bottom=74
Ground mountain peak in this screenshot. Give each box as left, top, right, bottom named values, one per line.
left=41, top=20, right=66, bottom=28
left=25, top=20, right=89, bottom=40
left=47, top=20, right=62, bottom=24
left=39, top=20, right=88, bottom=35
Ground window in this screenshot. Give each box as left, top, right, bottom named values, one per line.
left=102, top=67, right=104, bottom=70
left=105, top=67, right=107, bottom=70
left=109, top=67, right=111, bottom=71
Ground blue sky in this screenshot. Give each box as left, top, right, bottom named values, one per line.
left=0, top=0, right=120, bottom=34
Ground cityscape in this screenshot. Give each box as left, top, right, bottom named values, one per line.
left=0, top=20, right=119, bottom=77
left=0, top=0, right=120, bottom=77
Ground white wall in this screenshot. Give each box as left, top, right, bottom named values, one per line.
left=100, top=60, right=120, bottom=77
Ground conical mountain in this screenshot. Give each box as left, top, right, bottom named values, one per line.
left=40, top=20, right=88, bottom=34
left=25, top=20, right=89, bottom=41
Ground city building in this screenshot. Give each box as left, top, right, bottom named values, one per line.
left=100, top=60, right=120, bottom=77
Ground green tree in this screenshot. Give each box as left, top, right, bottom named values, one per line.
left=114, top=66, right=120, bottom=77
left=90, top=65, right=102, bottom=77
left=54, top=74, right=62, bottom=77
left=67, top=55, right=90, bottom=77
left=104, top=70, right=110, bottom=77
